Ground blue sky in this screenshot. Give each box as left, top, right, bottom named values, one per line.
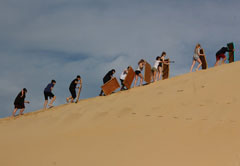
left=0, top=0, right=240, bottom=118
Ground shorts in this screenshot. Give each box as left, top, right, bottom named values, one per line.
left=69, top=88, right=76, bottom=99
left=14, top=103, right=25, bottom=109
left=152, top=67, right=157, bottom=72
left=216, top=54, right=226, bottom=61
left=193, top=54, right=199, bottom=61
left=135, top=70, right=141, bottom=76
left=44, top=91, right=54, bottom=100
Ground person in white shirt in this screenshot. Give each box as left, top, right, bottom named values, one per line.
left=151, top=56, right=161, bottom=82
left=120, top=66, right=130, bottom=91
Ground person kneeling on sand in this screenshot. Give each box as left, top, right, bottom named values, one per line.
left=44, top=80, right=56, bottom=109
left=190, top=43, right=203, bottom=72
left=134, top=59, right=146, bottom=87
left=99, top=69, right=116, bottom=96
left=215, top=46, right=233, bottom=66
left=66, top=75, right=82, bottom=103
left=12, top=88, right=30, bottom=117
left=120, top=67, right=130, bottom=91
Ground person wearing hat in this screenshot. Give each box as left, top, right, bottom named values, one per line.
left=12, top=88, right=30, bottom=117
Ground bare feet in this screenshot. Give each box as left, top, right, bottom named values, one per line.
left=66, top=98, right=69, bottom=103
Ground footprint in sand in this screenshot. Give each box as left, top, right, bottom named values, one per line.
left=158, top=115, right=164, bottom=118
left=173, top=117, right=179, bottom=119
left=145, top=115, right=151, bottom=117
left=186, top=118, right=192, bottom=120
left=201, top=118, right=207, bottom=121
left=177, top=90, right=184, bottom=92
left=201, top=85, right=205, bottom=88
left=131, top=112, right=137, bottom=115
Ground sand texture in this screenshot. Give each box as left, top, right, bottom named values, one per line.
left=1, top=62, right=240, bottom=166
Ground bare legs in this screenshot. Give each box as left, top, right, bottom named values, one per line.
left=66, top=96, right=74, bottom=103
left=157, top=67, right=162, bottom=80
left=134, top=74, right=143, bottom=87
left=190, top=59, right=202, bottom=72
left=44, top=96, right=56, bottom=109
left=215, top=57, right=226, bottom=66
left=12, top=108, right=25, bottom=117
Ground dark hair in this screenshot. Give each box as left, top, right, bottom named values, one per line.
left=156, top=56, right=160, bottom=60
left=51, top=80, right=56, bottom=83
left=127, top=66, right=130, bottom=70
left=111, top=69, right=116, bottom=73
left=138, top=59, right=145, bottom=65
left=77, top=75, right=81, bottom=79
left=161, top=52, right=166, bottom=57
left=23, top=88, right=27, bottom=92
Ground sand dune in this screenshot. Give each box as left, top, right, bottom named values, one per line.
left=1, top=62, right=240, bottom=166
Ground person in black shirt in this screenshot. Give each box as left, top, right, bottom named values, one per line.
left=99, top=69, right=116, bottom=96
left=66, top=75, right=81, bottom=103
left=215, top=47, right=231, bottom=66
left=12, top=88, right=30, bottom=117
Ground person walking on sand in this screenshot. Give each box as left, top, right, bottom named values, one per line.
left=99, top=69, right=116, bottom=96
left=190, top=44, right=203, bottom=72
left=158, top=52, right=169, bottom=80
left=152, top=56, right=161, bottom=82
left=66, top=75, right=82, bottom=103
left=44, top=80, right=56, bottom=109
left=134, top=59, right=145, bottom=87
left=12, top=88, right=30, bottom=117
left=214, top=46, right=232, bottom=66
left=120, top=67, right=130, bottom=91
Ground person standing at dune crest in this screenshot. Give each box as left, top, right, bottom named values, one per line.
left=190, top=43, right=203, bottom=72
left=99, top=69, right=116, bottom=96
left=66, top=75, right=81, bottom=103
left=12, top=88, right=30, bottom=117
left=43, top=80, right=56, bottom=109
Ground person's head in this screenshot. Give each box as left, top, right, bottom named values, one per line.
left=156, top=56, right=160, bottom=60
left=111, top=69, right=116, bottom=74
left=23, top=88, right=27, bottom=93
left=196, top=43, right=201, bottom=49
left=127, top=66, right=130, bottom=70
left=161, top=52, right=166, bottom=58
left=138, top=59, right=145, bottom=65
left=77, top=75, right=81, bottom=80
left=51, top=80, right=56, bottom=85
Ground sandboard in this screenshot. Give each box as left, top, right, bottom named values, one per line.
left=227, top=42, right=234, bottom=63
left=144, top=62, right=152, bottom=84
left=162, top=59, right=170, bottom=80
left=75, top=79, right=82, bottom=103
left=101, top=77, right=120, bottom=96
left=123, top=66, right=135, bottom=89
left=199, top=48, right=208, bottom=70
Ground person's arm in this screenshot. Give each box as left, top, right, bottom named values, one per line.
left=24, top=101, right=30, bottom=104
left=21, top=90, right=24, bottom=98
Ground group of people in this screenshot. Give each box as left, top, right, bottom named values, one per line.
left=190, top=43, right=233, bottom=72
left=12, top=44, right=234, bottom=117
left=12, top=76, right=82, bottom=117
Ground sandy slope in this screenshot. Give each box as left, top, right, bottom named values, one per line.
left=1, top=62, right=240, bottom=166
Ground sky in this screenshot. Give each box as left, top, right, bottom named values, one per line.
left=0, top=0, right=240, bottom=118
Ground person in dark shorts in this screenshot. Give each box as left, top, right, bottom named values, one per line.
left=134, top=59, right=145, bottom=87
left=99, top=69, right=116, bottom=96
left=215, top=47, right=232, bottom=66
left=12, top=88, right=30, bottom=117
left=120, top=67, right=130, bottom=91
left=44, top=80, right=56, bottom=109
left=66, top=75, right=81, bottom=103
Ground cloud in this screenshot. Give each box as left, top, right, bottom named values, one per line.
left=0, top=0, right=240, bottom=117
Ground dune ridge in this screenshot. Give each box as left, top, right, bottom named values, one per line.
left=1, top=62, right=240, bottom=166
